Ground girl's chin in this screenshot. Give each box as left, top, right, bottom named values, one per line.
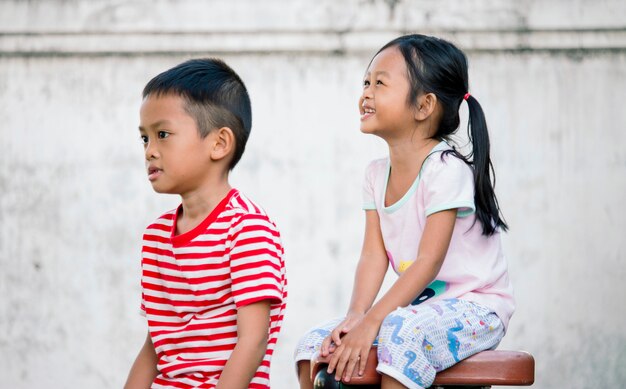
left=360, top=125, right=375, bottom=134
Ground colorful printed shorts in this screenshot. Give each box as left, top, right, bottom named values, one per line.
left=294, top=298, right=504, bottom=389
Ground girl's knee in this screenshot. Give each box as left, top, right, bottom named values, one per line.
left=379, top=309, right=421, bottom=349
left=294, top=318, right=343, bottom=362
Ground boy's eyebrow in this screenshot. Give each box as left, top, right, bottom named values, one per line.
left=138, top=119, right=172, bottom=131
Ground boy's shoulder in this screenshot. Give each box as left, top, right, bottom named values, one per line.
left=143, top=189, right=279, bottom=237
left=223, top=189, right=273, bottom=223
left=225, top=190, right=282, bottom=246
left=226, top=189, right=268, bottom=217
left=145, top=207, right=177, bottom=233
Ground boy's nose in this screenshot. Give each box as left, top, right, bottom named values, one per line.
left=145, top=142, right=158, bottom=160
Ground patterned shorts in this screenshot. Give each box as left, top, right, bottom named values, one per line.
left=294, top=298, right=504, bottom=389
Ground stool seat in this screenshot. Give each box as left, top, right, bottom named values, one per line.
left=311, top=348, right=535, bottom=387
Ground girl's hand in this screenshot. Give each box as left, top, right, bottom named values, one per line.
left=326, top=316, right=379, bottom=383
left=320, top=312, right=364, bottom=357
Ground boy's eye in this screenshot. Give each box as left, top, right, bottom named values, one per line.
left=158, top=131, right=169, bottom=139
left=140, top=135, right=148, bottom=145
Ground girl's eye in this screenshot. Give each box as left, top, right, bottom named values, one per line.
left=363, top=80, right=370, bottom=87
left=158, top=131, right=169, bottom=139
left=140, top=135, right=148, bottom=145
left=376, top=80, right=383, bottom=85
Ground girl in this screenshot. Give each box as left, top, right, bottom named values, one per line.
left=294, top=34, right=515, bottom=389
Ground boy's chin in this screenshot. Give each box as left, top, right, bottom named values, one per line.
left=150, top=184, right=176, bottom=195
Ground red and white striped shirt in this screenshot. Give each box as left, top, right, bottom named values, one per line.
left=140, top=189, right=287, bottom=388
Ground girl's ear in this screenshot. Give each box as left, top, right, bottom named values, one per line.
left=209, top=127, right=235, bottom=162
left=414, top=93, right=438, bottom=121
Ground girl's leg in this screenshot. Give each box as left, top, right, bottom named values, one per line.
left=381, top=374, right=407, bottom=389
left=375, top=299, right=504, bottom=389
left=297, top=361, right=313, bottom=389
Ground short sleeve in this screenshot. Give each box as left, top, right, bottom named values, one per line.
left=140, top=249, right=146, bottom=316
left=139, top=292, right=147, bottom=317
left=362, top=161, right=377, bottom=210
left=229, top=213, right=285, bottom=308
left=422, top=153, right=475, bottom=217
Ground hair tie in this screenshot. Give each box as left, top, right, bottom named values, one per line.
left=463, top=92, right=471, bottom=101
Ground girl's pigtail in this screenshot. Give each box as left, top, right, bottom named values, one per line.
left=466, top=95, right=508, bottom=235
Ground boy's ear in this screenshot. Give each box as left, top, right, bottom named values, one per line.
left=414, top=93, right=438, bottom=121
left=209, top=127, right=235, bottom=162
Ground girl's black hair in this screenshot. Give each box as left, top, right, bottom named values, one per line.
left=377, top=34, right=507, bottom=235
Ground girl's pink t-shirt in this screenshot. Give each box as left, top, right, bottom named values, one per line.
left=363, top=141, right=515, bottom=329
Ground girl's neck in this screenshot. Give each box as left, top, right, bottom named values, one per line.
left=383, top=134, right=440, bottom=208
left=387, top=134, right=440, bottom=172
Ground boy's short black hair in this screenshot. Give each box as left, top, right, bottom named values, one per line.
left=143, top=58, right=252, bottom=170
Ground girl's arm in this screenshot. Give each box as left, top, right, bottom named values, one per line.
left=124, top=331, right=159, bottom=389
left=215, top=300, right=271, bottom=389
left=328, top=208, right=458, bottom=382
left=321, top=210, right=389, bottom=356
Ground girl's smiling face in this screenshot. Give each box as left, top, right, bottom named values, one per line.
left=359, top=46, right=417, bottom=138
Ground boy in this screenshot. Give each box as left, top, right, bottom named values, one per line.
left=125, top=59, right=287, bottom=389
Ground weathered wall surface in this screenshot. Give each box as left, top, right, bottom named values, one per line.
left=1, top=1, right=625, bottom=388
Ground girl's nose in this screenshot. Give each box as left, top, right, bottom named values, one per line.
left=360, top=93, right=372, bottom=109
left=361, top=87, right=373, bottom=101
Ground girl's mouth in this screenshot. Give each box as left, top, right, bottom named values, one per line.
left=361, top=108, right=376, bottom=121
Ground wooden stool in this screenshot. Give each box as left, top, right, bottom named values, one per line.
left=311, top=347, right=534, bottom=388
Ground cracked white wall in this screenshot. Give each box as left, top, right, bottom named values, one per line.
left=0, top=1, right=625, bottom=388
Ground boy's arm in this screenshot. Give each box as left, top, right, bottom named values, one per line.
left=216, top=300, right=271, bottom=389
left=124, top=331, right=159, bottom=389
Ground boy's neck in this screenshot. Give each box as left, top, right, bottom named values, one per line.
left=176, top=176, right=232, bottom=235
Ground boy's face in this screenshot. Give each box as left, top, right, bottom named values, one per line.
left=139, top=94, right=214, bottom=195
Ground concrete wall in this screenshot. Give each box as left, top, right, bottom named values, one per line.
left=1, top=0, right=625, bottom=387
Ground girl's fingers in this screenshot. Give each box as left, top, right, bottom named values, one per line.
left=326, top=345, right=343, bottom=374
left=332, top=348, right=350, bottom=380
left=341, top=352, right=361, bottom=382
left=322, top=318, right=357, bottom=358
left=322, top=320, right=349, bottom=356
left=320, top=335, right=330, bottom=356
left=358, top=349, right=368, bottom=376
left=331, top=327, right=343, bottom=346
